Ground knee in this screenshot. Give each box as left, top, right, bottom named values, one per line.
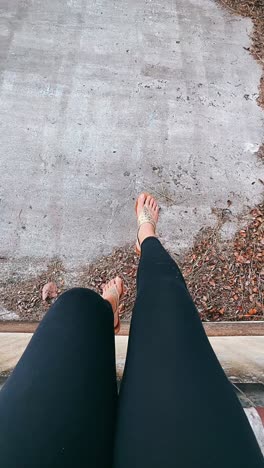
left=46, top=287, right=111, bottom=328
left=57, top=287, right=102, bottom=309
left=37, top=287, right=113, bottom=345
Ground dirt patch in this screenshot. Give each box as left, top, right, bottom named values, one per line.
left=218, top=0, right=264, bottom=108
left=0, top=261, right=66, bottom=321
left=182, top=203, right=263, bottom=321
left=0, top=203, right=263, bottom=322
left=0, top=249, right=139, bottom=322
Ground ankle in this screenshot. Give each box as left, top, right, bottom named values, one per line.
left=138, top=224, right=156, bottom=245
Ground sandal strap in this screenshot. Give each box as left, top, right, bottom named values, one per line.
left=137, top=206, right=156, bottom=247
left=137, top=206, right=156, bottom=229
left=107, top=286, right=119, bottom=312
left=107, top=286, right=121, bottom=333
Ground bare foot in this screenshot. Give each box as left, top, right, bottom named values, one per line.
left=136, top=193, right=159, bottom=251
left=102, top=276, right=124, bottom=332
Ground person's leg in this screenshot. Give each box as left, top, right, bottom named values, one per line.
left=0, top=282, right=122, bottom=468
left=114, top=195, right=263, bottom=468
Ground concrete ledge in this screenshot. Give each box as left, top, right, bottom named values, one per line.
left=0, top=333, right=263, bottom=384
left=0, top=333, right=32, bottom=373
left=0, top=320, right=264, bottom=336
left=116, top=335, right=264, bottom=382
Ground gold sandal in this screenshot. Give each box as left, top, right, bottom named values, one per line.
left=135, top=193, right=157, bottom=255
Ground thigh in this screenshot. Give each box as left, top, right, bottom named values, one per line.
left=0, top=288, right=117, bottom=468
left=114, top=239, right=263, bottom=468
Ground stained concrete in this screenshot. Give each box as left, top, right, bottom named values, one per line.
left=0, top=0, right=263, bottom=275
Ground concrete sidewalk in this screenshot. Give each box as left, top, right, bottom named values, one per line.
left=0, top=0, right=263, bottom=281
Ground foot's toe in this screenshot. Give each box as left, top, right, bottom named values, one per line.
left=101, top=277, right=124, bottom=320
left=114, top=276, right=123, bottom=296
left=137, top=193, right=147, bottom=215
left=145, top=195, right=152, bottom=209
left=149, top=197, right=157, bottom=213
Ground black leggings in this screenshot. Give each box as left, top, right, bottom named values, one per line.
left=0, top=238, right=262, bottom=467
